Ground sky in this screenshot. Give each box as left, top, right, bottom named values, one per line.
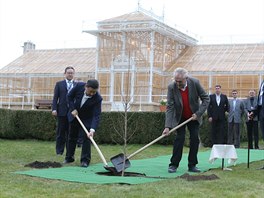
left=0, top=0, right=264, bottom=68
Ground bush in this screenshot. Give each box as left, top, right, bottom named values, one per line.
left=0, top=108, right=250, bottom=147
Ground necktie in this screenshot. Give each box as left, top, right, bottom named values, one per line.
left=233, top=100, right=236, bottom=111
left=67, top=81, right=73, bottom=92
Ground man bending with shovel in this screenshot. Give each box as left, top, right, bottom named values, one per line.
left=162, top=67, right=209, bottom=173
left=64, top=79, right=102, bottom=168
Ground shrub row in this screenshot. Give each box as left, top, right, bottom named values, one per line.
left=0, top=108, right=251, bottom=147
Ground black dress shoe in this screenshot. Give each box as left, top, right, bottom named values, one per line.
left=188, top=166, right=201, bottom=173
left=63, top=158, right=74, bottom=164
left=81, top=162, right=89, bottom=168
left=168, top=165, right=177, bottom=173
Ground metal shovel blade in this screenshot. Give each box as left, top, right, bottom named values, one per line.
left=110, top=153, right=131, bottom=172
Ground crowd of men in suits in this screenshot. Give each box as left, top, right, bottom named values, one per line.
left=208, top=85, right=262, bottom=149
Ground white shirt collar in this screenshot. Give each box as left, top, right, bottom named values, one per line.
left=180, top=81, right=188, bottom=91
left=66, top=79, right=73, bottom=83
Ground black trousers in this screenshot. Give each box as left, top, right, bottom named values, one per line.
left=258, top=105, right=264, bottom=141
left=247, top=120, right=259, bottom=149
left=170, top=119, right=200, bottom=168
left=211, top=119, right=226, bottom=144
left=56, top=116, right=69, bottom=155
left=65, top=119, right=91, bottom=163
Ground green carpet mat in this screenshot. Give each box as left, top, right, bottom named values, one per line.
left=16, top=149, right=263, bottom=184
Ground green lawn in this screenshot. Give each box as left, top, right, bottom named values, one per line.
left=0, top=139, right=263, bottom=198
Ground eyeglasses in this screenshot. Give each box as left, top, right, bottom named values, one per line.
left=175, top=78, right=186, bottom=83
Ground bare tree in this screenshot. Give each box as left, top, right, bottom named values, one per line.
left=110, top=51, right=141, bottom=176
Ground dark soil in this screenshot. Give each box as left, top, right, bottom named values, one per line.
left=97, top=171, right=220, bottom=181
left=25, top=161, right=62, bottom=169
left=97, top=171, right=146, bottom=177
left=179, top=173, right=219, bottom=181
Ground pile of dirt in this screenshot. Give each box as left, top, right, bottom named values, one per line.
left=97, top=171, right=146, bottom=177
left=179, top=173, right=219, bottom=181
left=25, top=161, right=62, bottom=169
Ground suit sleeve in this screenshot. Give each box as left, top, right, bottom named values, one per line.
left=52, top=82, right=59, bottom=111
left=195, top=80, right=210, bottom=118
left=165, top=84, right=175, bottom=129
left=207, top=95, right=212, bottom=118
left=91, top=97, right=103, bottom=130
left=225, top=95, right=229, bottom=112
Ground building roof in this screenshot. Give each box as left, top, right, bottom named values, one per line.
left=84, top=11, right=197, bottom=46
left=0, top=48, right=96, bottom=74
left=98, top=11, right=155, bottom=23
left=167, top=43, right=264, bottom=74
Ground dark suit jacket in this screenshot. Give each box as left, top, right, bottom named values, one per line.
left=207, top=94, right=229, bottom=120
left=244, top=96, right=258, bottom=121
left=52, top=80, right=71, bottom=116
left=165, top=77, right=209, bottom=128
left=253, top=81, right=264, bottom=118
left=67, top=82, right=102, bottom=130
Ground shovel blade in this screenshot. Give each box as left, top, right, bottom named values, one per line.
left=110, top=153, right=131, bottom=172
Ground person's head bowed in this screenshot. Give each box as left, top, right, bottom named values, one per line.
left=173, top=67, right=189, bottom=89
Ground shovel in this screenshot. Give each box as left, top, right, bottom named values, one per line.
left=110, top=117, right=193, bottom=172
left=75, top=115, right=117, bottom=173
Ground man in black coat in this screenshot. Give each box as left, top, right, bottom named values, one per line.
left=64, top=79, right=102, bottom=167
left=52, top=66, right=75, bottom=155
left=207, top=85, right=229, bottom=145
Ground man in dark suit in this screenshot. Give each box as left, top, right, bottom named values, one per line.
left=52, top=66, right=75, bottom=155
left=256, top=82, right=264, bottom=143
left=207, top=85, right=229, bottom=145
left=162, top=67, right=209, bottom=173
left=251, top=82, right=264, bottom=169
left=64, top=79, right=102, bottom=167
left=244, top=90, right=259, bottom=149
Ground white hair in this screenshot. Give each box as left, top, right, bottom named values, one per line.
left=173, top=67, right=189, bottom=78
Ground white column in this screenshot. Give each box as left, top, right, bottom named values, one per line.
left=110, top=62, right=114, bottom=103
left=130, top=57, right=135, bottom=103
left=209, top=73, right=212, bottom=95
left=148, top=31, right=154, bottom=103
left=95, top=35, right=100, bottom=79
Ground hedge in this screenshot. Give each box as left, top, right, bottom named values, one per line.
left=0, top=108, right=251, bottom=147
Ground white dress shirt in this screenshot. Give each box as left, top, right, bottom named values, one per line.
left=216, top=94, right=221, bottom=106
left=66, top=79, right=73, bottom=92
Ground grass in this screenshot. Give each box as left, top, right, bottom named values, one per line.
left=0, top=139, right=263, bottom=198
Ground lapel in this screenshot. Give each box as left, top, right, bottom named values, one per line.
left=253, top=97, right=258, bottom=107
left=62, top=80, right=67, bottom=89
left=173, top=82, right=182, bottom=107
left=213, top=94, right=218, bottom=106
left=72, top=81, right=77, bottom=88
left=219, top=94, right=225, bottom=106
left=229, top=99, right=233, bottom=109
left=258, top=81, right=264, bottom=97
left=80, top=93, right=97, bottom=109
left=187, top=78, right=192, bottom=101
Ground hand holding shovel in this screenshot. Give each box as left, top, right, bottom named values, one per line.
left=75, top=114, right=117, bottom=173
left=110, top=117, right=194, bottom=172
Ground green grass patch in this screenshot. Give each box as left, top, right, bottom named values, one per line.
left=0, top=139, right=263, bottom=198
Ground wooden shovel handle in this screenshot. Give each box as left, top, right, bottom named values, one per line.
left=75, top=115, right=108, bottom=166
left=127, top=117, right=193, bottom=159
